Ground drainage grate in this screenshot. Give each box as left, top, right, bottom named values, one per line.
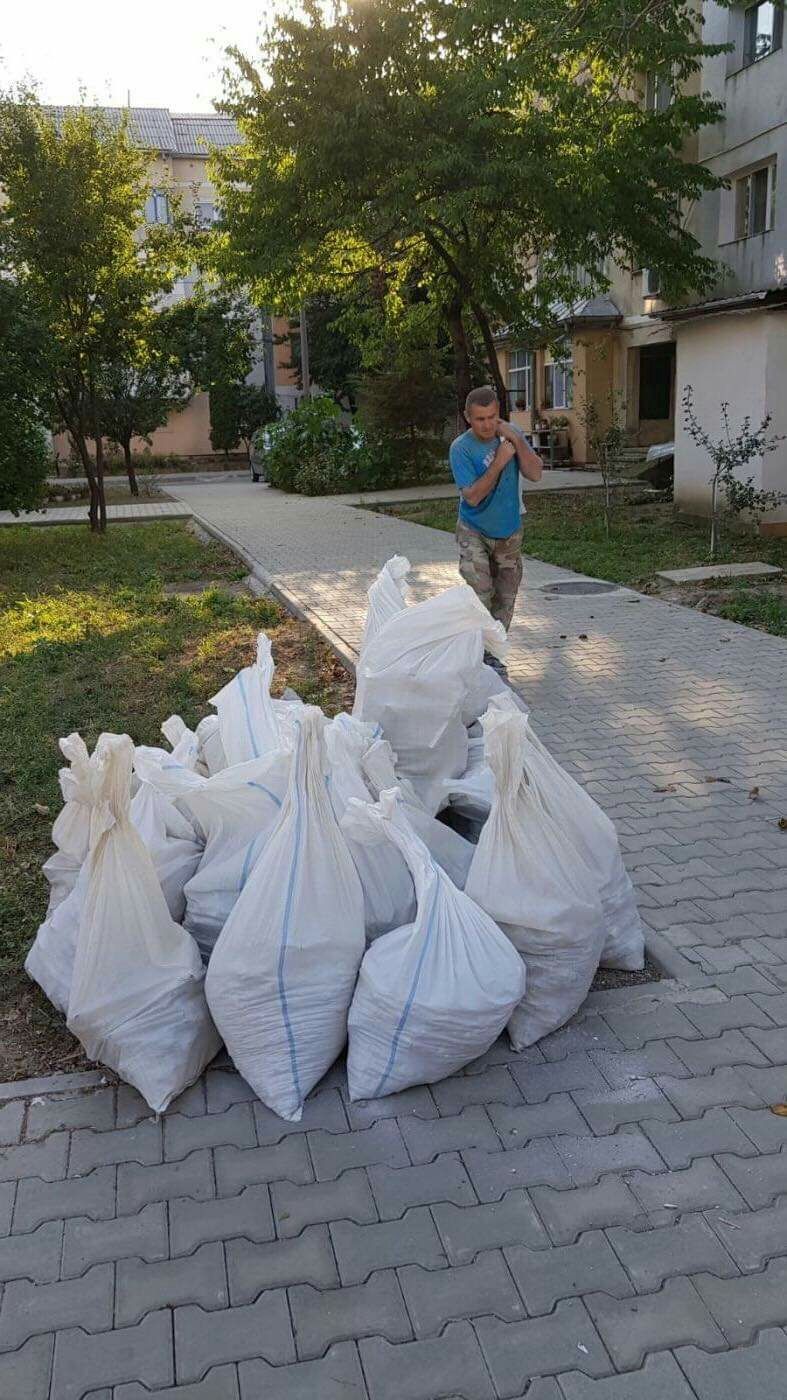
left=541, top=580, right=620, bottom=596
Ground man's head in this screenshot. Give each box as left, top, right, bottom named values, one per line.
left=464, top=385, right=499, bottom=441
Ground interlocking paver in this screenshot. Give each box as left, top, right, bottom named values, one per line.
left=505, top=1230, right=633, bottom=1316
left=0, top=1181, right=13, bottom=1236
left=708, top=1197, right=787, bottom=1269
left=585, top=1276, right=725, bottom=1370
left=629, top=1157, right=747, bottom=1219
left=558, top=1351, right=696, bottom=1399
left=13, top=1165, right=116, bottom=1231
left=676, top=1326, right=787, bottom=1399
left=0, top=1131, right=68, bottom=1182
left=655, top=1067, right=765, bottom=1116
left=463, top=1140, right=571, bottom=1199
left=400, top=1105, right=501, bottom=1162
left=607, top=1213, right=738, bottom=1290
left=668, top=1029, right=770, bottom=1074
left=345, top=1084, right=437, bottom=1130
left=359, top=1321, right=494, bottom=1400
left=692, top=1256, right=787, bottom=1343
left=399, top=1250, right=523, bottom=1335
left=117, top=1367, right=240, bottom=1400
left=744, top=1024, right=787, bottom=1061
left=588, top=1043, right=690, bottom=1087
left=170, top=1184, right=274, bottom=1255
left=489, top=1095, right=588, bottom=1142
left=25, top=1089, right=115, bottom=1140
left=69, top=1119, right=163, bottom=1175
left=0, top=1335, right=53, bottom=1400
left=271, top=1168, right=378, bottom=1236
left=571, top=1079, right=678, bottom=1133
left=432, top=1193, right=549, bottom=1263
left=475, top=1299, right=611, bottom=1390
left=214, top=1137, right=313, bottom=1195
left=115, top=1243, right=229, bottom=1324
left=205, top=1070, right=257, bottom=1114
left=117, top=1149, right=214, bottom=1214
left=531, top=1176, right=644, bottom=1245
left=680, top=994, right=775, bottom=1035
left=164, top=1103, right=256, bottom=1160
left=238, top=1343, right=366, bottom=1400
left=736, top=1063, right=787, bottom=1102
left=538, top=1015, right=626, bottom=1062
left=553, top=1128, right=665, bottom=1185
left=431, top=1066, right=523, bottom=1113
left=726, top=1104, right=787, bottom=1151
left=716, top=1146, right=787, bottom=1207
left=62, top=1203, right=168, bottom=1276
left=309, top=1118, right=409, bottom=1179
left=290, top=1270, right=412, bottom=1359
left=510, top=1053, right=608, bottom=1103
left=0, top=1101, right=25, bottom=1145
left=331, top=1208, right=446, bottom=1283
left=175, top=1292, right=294, bottom=1381
left=52, top=1309, right=174, bottom=1400
left=0, top=1262, right=113, bottom=1347
left=368, top=1154, right=476, bottom=1218
left=0, top=1219, right=62, bottom=1282
left=642, top=1107, right=759, bottom=1168
left=227, top=1225, right=338, bottom=1302
left=601, top=1004, right=702, bottom=1049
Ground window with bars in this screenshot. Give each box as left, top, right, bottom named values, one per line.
left=144, top=190, right=170, bottom=224
left=544, top=358, right=573, bottom=410
left=735, top=163, right=776, bottom=238
left=743, top=1, right=783, bottom=65
left=507, top=349, right=533, bottom=409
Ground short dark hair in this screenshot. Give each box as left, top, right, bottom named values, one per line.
left=465, top=385, right=498, bottom=413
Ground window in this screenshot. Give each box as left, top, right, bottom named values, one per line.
left=645, top=72, right=672, bottom=111
left=145, top=190, right=170, bottom=224
left=743, top=1, right=783, bottom=65
left=642, top=268, right=662, bottom=298
left=544, top=357, right=573, bottom=410
left=735, top=162, right=776, bottom=237
left=507, top=349, right=533, bottom=409
left=195, top=201, right=221, bottom=227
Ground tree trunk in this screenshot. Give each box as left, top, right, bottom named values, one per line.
left=710, top=476, right=719, bottom=560
left=73, top=431, right=100, bottom=531
left=90, top=396, right=108, bottom=533
left=469, top=301, right=509, bottom=415
left=447, top=296, right=473, bottom=419
left=124, top=440, right=139, bottom=496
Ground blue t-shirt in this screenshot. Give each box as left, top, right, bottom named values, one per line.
left=449, top=429, right=523, bottom=539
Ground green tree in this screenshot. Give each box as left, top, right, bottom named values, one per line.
left=358, top=356, right=454, bottom=478
left=682, top=387, right=785, bottom=560
left=209, top=382, right=280, bottom=461
left=214, top=0, right=725, bottom=412
left=0, top=281, right=52, bottom=514
left=0, top=92, right=186, bottom=529
left=98, top=316, right=192, bottom=494
left=284, top=293, right=363, bottom=410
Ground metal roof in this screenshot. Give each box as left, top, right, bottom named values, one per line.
left=494, top=293, right=622, bottom=343
left=45, top=106, right=240, bottom=155
left=654, top=288, right=787, bottom=323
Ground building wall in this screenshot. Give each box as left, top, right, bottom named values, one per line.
left=673, top=308, right=787, bottom=527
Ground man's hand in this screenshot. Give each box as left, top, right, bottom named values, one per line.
left=493, top=439, right=517, bottom=468
left=496, top=419, right=518, bottom=444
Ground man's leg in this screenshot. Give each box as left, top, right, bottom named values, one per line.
left=489, top=527, right=524, bottom=631
left=456, top=520, right=494, bottom=612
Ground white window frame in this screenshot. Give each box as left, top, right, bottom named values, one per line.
left=645, top=72, right=673, bottom=112
left=743, top=1, right=783, bottom=66
left=735, top=161, right=776, bottom=238
left=507, top=348, right=533, bottom=410
left=642, top=268, right=662, bottom=298
left=145, top=189, right=170, bottom=225
left=544, top=357, right=574, bottom=410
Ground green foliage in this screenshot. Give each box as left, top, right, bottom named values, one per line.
left=214, top=0, right=726, bottom=403
left=0, top=281, right=52, bottom=514
left=209, top=382, right=280, bottom=458
left=262, top=396, right=396, bottom=495
left=284, top=293, right=363, bottom=409
left=166, top=291, right=257, bottom=394
left=357, top=358, right=454, bottom=477
left=578, top=391, right=628, bottom=537
left=0, top=91, right=190, bottom=529
left=682, top=387, right=785, bottom=559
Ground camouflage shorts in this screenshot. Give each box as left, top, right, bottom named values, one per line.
left=456, top=520, right=524, bottom=631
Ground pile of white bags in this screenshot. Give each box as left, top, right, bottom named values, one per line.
left=28, top=560, right=643, bottom=1120
left=206, top=706, right=366, bottom=1121
left=28, top=733, right=220, bottom=1111
left=342, top=789, right=526, bottom=1100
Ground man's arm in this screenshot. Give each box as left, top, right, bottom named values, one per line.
left=498, top=420, right=543, bottom=482
left=457, top=439, right=517, bottom=508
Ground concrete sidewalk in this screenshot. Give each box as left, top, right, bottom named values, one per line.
left=0, top=501, right=192, bottom=528
left=5, top=475, right=787, bottom=1398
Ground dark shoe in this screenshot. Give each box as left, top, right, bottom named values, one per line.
left=483, top=650, right=509, bottom=680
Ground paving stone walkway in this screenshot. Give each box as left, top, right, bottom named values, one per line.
left=0, top=501, right=193, bottom=528
left=6, top=477, right=787, bottom=1398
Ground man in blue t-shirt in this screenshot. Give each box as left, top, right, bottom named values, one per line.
left=449, top=385, right=543, bottom=639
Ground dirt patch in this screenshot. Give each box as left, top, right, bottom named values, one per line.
left=592, top=954, right=661, bottom=993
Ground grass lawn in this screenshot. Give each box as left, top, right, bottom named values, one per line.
left=382, top=491, right=787, bottom=635
left=0, top=521, right=353, bottom=1080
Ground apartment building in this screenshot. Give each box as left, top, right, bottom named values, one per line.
left=498, top=2, right=787, bottom=533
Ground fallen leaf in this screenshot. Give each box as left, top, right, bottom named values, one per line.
left=769, top=1103, right=787, bottom=1117
left=778, top=818, right=787, bottom=831
left=657, top=657, right=667, bottom=662
left=748, top=787, right=760, bottom=801
left=704, top=776, right=731, bottom=784
left=578, top=633, right=588, bottom=641
left=559, top=634, right=567, bottom=640
left=654, top=784, right=677, bottom=794
left=33, top=803, right=50, bottom=816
